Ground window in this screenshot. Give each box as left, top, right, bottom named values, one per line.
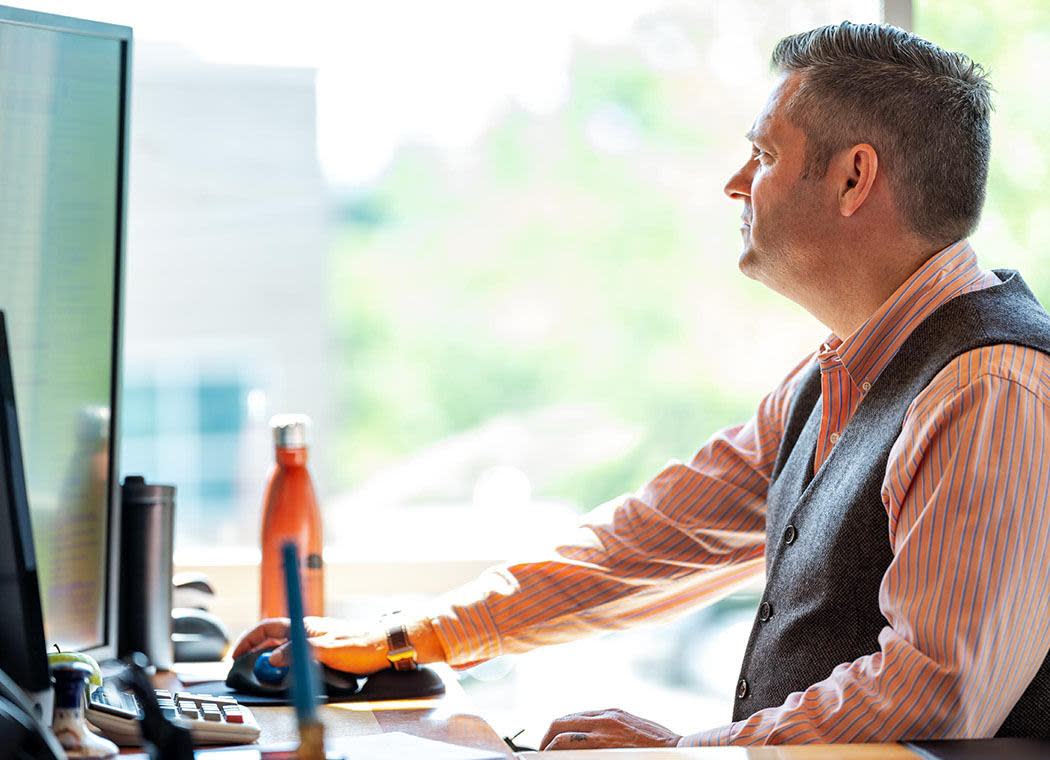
left=916, top=0, right=1050, bottom=300
left=121, top=371, right=257, bottom=547
left=31, top=0, right=897, bottom=743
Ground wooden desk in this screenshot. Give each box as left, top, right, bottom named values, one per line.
left=517, top=746, right=916, bottom=758
left=127, top=664, right=919, bottom=759
left=244, top=666, right=512, bottom=757
left=118, top=663, right=513, bottom=757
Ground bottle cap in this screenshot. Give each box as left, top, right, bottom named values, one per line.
left=270, top=414, right=310, bottom=449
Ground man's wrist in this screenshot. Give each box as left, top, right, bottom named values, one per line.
left=384, top=617, right=417, bottom=671
left=375, top=616, right=446, bottom=668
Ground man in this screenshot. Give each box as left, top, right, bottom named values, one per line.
left=234, top=21, right=1050, bottom=747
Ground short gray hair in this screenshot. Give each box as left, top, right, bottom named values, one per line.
left=771, top=22, right=992, bottom=245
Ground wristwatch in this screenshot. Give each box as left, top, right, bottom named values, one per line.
left=384, top=614, right=418, bottom=671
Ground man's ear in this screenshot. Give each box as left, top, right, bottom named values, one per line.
left=840, top=144, right=878, bottom=217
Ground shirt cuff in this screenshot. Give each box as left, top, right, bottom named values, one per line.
left=678, top=722, right=737, bottom=747
left=427, top=580, right=505, bottom=669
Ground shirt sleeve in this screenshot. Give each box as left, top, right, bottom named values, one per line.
left=680, top=347, right=1050, bottom=746
left=428, top=353, right=814, bottom=669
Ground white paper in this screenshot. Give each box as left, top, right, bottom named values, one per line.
left=325, top=731, right=506, bottom=759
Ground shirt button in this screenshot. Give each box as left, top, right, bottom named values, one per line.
left=829, top=432, right=840, bottom=444
left=758, top=601, right=772, bottom=622
left=861, top=381, right=871, bottom=392
left=737, top=679, right=749, bottom=699
left=784, top=524, right=797, bottom=545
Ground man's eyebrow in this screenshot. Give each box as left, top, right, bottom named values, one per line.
left=746, top=128, right=773, bottom=147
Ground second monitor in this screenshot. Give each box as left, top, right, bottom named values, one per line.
left=0, top=6, right=132, bottom=661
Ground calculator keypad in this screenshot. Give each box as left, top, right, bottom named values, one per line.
left=87, top=685, right=260, bottom=746
left=89, top=687, right=247, bottom=727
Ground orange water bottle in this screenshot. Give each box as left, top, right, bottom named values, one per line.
left=260, top=414, right=324, bottom=618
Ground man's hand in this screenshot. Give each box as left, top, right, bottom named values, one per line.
left=229, top=616, right=388, bottom=674
left=539, top=708, right=681, bottom=751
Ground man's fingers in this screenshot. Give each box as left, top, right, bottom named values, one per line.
left=267, top=635, right=332, bottom=668
left=266, top=642, right=293, bottom=667
left=541, top=708, right=680, bottom=750
left=539, top=714, right=601, bottom=750
left=545, top=732, right=605, bottom=751
left=230, top=618, right=291, bottom=658
left=252, top=637, right=286, bottom=655
left=233, top=617, right=340, bottom=661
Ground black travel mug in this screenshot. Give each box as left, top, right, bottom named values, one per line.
left=118, top=475, right=176, bottom=670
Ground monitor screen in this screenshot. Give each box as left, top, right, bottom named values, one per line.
left=0, top=8, right=130, bottom=657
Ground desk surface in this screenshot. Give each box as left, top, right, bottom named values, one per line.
left=517, top=747, right=916, bottom=758
left=134, top=664, right=918, bottom=759
left=246, top=667, right=514, bottom=757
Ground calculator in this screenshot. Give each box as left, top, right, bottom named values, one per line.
left=87, top=685, right=261, bottom=746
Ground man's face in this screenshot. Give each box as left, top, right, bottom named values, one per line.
left=724, top=73, right=833, bottom=299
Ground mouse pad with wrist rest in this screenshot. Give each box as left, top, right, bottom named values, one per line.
left=189, top=648, right=445, bottom=706
left=190, top=670, right=445, bottom=706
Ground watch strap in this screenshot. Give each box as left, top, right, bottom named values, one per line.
left=385, top=620, right=418, bottom=671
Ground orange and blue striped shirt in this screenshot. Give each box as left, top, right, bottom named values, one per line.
left=429, top=240, right=1050, bottom=745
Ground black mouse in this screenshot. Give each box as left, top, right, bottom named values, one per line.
left=224, top=647, right=446, bottom=701
left=225, top=648, right=361, bottom=699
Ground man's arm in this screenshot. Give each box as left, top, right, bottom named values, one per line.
left=680, top=349, right=1050, bottom=746
left=427, top=353, right=814, bottom=668
left=233, top=352, right=812, bottom=672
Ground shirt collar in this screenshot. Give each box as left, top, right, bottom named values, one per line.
left=817, top=239, right=995, bottom=390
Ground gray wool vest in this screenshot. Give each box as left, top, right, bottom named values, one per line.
left=732, top=269, right=1050, bottom=739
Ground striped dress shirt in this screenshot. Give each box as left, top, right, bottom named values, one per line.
left=428, top=239, right=1050, bottom=745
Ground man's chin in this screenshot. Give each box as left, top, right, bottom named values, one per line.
left=738, top=246, right=760, bottom=280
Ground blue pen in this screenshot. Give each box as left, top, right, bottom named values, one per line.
left=282, top=541, right=327, bottom=760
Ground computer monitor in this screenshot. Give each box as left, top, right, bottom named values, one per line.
left=0, top=312, right=49, bottom=701
left=0, top=6, right=132, bottom=662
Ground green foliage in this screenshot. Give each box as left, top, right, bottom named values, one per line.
left=917, top=0, right=1050, bottom=303
left=329, top=4, right=1050, bottom=511
left=329, top=28, right=765, bottom=509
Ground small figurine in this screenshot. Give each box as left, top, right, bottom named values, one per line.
left=51, top=661, right=118, bottom=759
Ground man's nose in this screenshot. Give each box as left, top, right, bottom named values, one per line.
left=724, top=161, right=753, bottom=201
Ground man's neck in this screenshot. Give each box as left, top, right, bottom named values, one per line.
left=800, top=237, right=945, bottom=340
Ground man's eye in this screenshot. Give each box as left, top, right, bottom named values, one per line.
left=752, top=150, right=767, bottom=163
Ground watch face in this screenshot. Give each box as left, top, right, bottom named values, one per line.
left=387, top=623, right=411, bottom=650
left=386, top=623, right=417, bottom=669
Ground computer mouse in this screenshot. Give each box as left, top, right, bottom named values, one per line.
left=225, top=648, right=289, bottom=695
left=225, top=647, right=362, bottom=699
left=252, top=651, right=289, bottom=685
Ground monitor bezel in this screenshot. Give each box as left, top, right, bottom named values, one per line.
left=0, top=4, right=132, bottom=663
left=0, top=311, right=50, bottom=699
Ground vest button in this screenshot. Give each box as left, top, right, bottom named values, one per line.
left=737, top=678, right=749, bottom=699
left=758, top=601, right=772, bottom=622
left=784, top=524, right=797, bottom=545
